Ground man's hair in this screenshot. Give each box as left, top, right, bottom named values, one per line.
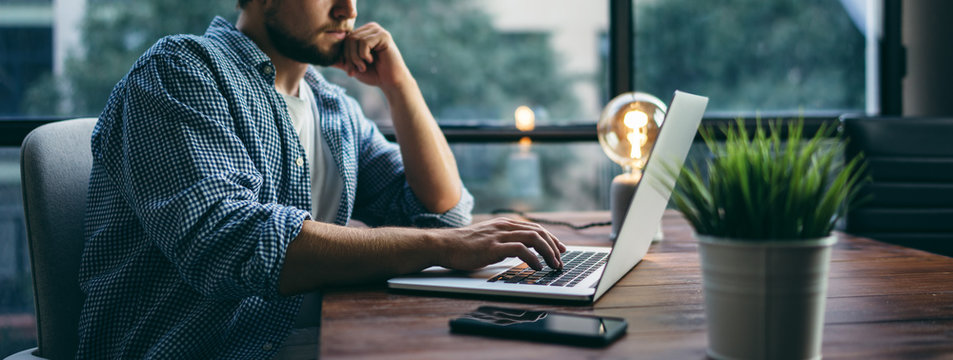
left=237, top=0, right=252, bottom=9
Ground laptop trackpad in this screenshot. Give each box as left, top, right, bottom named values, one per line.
left=414, top=258, right=522, bottom=279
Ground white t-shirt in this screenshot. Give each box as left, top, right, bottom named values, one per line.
left=280, top=78, right=343, bottom=223
left=280, top=79, right=343, bottom=340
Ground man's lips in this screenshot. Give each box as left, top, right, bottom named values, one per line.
left=325, top=31, right=348, bottom=40
left=324, top=28, right=350, bottom=40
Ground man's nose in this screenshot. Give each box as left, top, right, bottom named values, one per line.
left=332, top=0, right=357, bottom=20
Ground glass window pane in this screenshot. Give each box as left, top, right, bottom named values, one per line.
left=320, top=0, right=609, bottom=127
left=634, top=0, right=870, bottom=115
left=0, top=147, right=31, bottom=358
left=455, top=142, right=617, bottom=213
left=317, top=0, right=615, bottom=212
left=6, top=0, right=611, bottom=126
left=7, top=0, right=239, bottom=117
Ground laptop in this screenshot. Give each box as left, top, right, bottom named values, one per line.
left=388, top=90, right=709, bottom=303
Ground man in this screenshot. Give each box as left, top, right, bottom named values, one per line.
left=78, top=0, right=565, bottom=358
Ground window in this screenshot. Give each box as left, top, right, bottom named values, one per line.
left=0, top=27, right=52, bottom=115
left=322, top=0, right=608, bottom=127
left=634, top=0, right=872, bottom=115
left=320, top=0, right=613, bottom=213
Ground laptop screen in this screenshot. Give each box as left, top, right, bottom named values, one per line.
left=592, top=91, right=708, bottom=301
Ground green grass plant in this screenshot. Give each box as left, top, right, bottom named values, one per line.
left=670, top=119, right=868, bottom=240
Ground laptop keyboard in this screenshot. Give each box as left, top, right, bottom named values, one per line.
left=487, top=251, right=608, bottom=287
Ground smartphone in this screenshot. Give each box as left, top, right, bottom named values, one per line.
left=449, top=306, right=628, bottom=347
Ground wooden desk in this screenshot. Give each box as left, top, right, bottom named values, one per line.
left=321, top=211, right=953, bottom=359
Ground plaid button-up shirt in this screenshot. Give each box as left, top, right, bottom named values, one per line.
left=78, top=17, right=473, bottom=359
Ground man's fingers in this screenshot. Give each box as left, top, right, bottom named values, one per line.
left=499, top=243, right=543, bottom=271
left=504, top=230, right=561, bottom=270
left=345, top=33, right=364, bottom=72
left=452, top=218, right=566, bottom=271
left=529, top=222, right=565, bottom=264
left=345, top=35, right=366, bottom=72
left=345, top=23, right=389, bottom=72
left=350, top=27, right=377, bottom=63
left=493, top=219, right=563, bottom=268
left=535, top=223, right=566, bottom=253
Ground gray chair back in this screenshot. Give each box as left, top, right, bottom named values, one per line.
left=20, top=118, right=97, bottom=359
left=842, top=116, right=953, bottom=256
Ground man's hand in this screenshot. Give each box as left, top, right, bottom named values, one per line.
left=333, top=22, right=409, bottom=89
left=333, top=21, right=462, bottom=214
left=279, top=218, right=566, bottom=295
left=433, top=218, right=567, bottom=271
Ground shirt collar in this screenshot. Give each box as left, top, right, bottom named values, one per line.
left=205, top=16, right=273, bottom=72
left=304, top=68, right=346, bottom=97
left=204, top=16, right=346, bottom=97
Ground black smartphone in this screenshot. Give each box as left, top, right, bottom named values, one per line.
left=449, top=306, right=628, bottom=347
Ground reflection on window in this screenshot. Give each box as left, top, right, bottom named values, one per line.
left=635, top=0, right=869, bottom=114
left=455, top=142, right=616, bottom=213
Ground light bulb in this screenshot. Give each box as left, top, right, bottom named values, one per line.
left=597, top=92, right=667, bottom=173
left=623, top=110, right=650, bottom=159
left=597, top=92, right=667, bottom=241
left=514, top=105, right=535, bottom=132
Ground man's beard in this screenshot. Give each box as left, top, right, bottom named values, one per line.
left=264, top=12, right=343, bottom=66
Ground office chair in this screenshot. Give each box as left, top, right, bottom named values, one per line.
left=841, top=116, right=953, bottom=257
left=7, top=118, right=97, bottom=360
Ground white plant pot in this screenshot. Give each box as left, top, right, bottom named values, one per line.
left=697, top=234, right=837, bottom=360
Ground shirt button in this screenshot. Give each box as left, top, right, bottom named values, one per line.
left=295, top=157, right=304, bottom=167
left=262, top=342, right=273, bottom=351
left=262, top=64, right=275, bottom=76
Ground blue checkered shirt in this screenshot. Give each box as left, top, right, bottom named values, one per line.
left=78, top=17, right=473, bottom=359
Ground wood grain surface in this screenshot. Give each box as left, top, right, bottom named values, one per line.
left=320, top=211, right=953, bottom=359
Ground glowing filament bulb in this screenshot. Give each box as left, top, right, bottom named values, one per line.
left=623, top=110, right=649, bottom=159
left=514, top=106, right=535, bottom=132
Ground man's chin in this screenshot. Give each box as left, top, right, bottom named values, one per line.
left=300, top=44, right=342, bottom=67
left=266, top=29, right=341, bottom=66
left=311, top=53, right=342, bottom=67
left=281, top=48, right=340, bottom=67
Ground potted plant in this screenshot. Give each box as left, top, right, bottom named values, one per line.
left=667, top=119, right=867, bottom=360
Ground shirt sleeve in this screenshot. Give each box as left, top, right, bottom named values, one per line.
left=92, top=48, right=307, bottom=300
left=344, top=96, right=474, bottom=228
